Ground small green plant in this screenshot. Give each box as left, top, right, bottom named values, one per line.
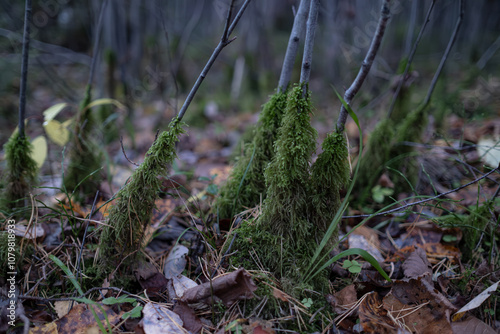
left=99, top=117, right=185, bottom=274
left=342, top=259, right=362, bottom=274
left=49, top=254, right=113, bottom=334
left=371, top=185, right=394, bottom=204
left=301, top=297, right=313, bottom=308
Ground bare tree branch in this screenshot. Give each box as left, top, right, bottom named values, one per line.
left=87, top=0, right=109, bottom=89
left=177, top=0, right=252, bottom=121
left=423, top=0, right=463, bottom=107
left=388, top=0, right=436, bottom=118
left=278, top=0, right=311, bottom=92
left=299, top=0, right=320, bottom=96
left=18, top=0, right=32, bottom=138
left=336, top=0, right=391, bottom=132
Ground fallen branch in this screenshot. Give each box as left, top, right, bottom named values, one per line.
left=344, top=164, right=499, bottom=219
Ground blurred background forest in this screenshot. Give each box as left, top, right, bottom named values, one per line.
left=0, top=0, right=499, bottom=144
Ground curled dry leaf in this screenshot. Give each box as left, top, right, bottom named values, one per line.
left=181, top=268, right=257, bottom=306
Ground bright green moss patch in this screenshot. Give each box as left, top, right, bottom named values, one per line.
left=310, top=130, right=350, bottom=234
left=216, top=91, right=287, bottom=218
left=99, top=118, right=186, bottom=272
left=1, top=131, right=38, bottom=211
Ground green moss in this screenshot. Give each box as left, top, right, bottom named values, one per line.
left=260, top=84, right=317, bottom=242
left=99, top=117, right=185, bottom=272
left=462, top=201, right=494, bottom=261
left=64, top=85, right=103, bottom=199
left=216, top=91, right=287, bottom=218
left=355, top=119, right=395, bottom=204
left=310, top=130, right=350, bottom=234
left=1, top=131, right=38, bottom=211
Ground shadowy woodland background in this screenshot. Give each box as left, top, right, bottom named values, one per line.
left=1, top=0, right=499, bottom=144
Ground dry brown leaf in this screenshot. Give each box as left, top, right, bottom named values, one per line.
left=172, top=300, right=203, bottom=333
left=358, top=292, right=397, bottom=334
left=56, top=304, right=121, bottom=334
left=450, top=315, right=497, bottom=334
left=402, top=247, right=432, bottom=282
left=181, top=268, right=257, bottom=306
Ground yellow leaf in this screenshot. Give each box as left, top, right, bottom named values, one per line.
left=44, top=120, right=70, bottom=146
left=83, top=98, right=126, bottom=111
left=43, top=103, right=69, bottom=123
left=30, top=136, right=47, bottom=169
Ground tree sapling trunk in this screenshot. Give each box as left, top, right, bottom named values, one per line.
left=1, top=0, right=38, bottom=213
left=216, top=0, right=310, bottom=219
left=99, top=0, right=251, bottom=276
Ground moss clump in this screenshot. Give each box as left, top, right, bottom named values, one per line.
left=216, top=91, right=287, bottom=218
left=355, top=119, right=395, bottom=204
left=310, top=130, right=350, bottom=234
left=1, top=131, right=38, bottom=211
left=99, top=118, right=185, bottom=272
left=462, top=201, right=494, bottom=261
left=64, top=86, right=103, bottom=199
left=261, top=84, right=317, bottom=242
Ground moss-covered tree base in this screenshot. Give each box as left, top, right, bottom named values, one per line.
left=98, top=118, right=185, bottom=275
left=216, top=91, right=287, bottom=219
left=1, top=131, right=38, bottom=212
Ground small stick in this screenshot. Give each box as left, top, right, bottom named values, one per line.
left=387, top=0, right=436, bottom=118
left=336, top=0, right=391, bottom=132
left=177, top=0, right=252, bottom=121
left=299, top=0, right=320, bottom=97
left=278, top=0, right=311, bottom=92
left=18, top=0, right=32, bottom=139
left=343, top=164, right=499, bottom=219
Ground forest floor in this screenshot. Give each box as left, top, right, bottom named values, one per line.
left=1, top=72, right=500, bottom=334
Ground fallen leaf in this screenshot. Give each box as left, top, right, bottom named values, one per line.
left=44, top=119, right=70, bottom=147
left=31, top=136, right=47, bottom=169
left=358, top=292, right=397, bottom=334
left=172, top=301, right=203, bottom=333
left=54, top=301, right=73, bottom=319
left=452, top=280, right=500, bottom=321
left=140, top=302, right=187, bottom=334
left=402, top=247, right=432, bottom=281
left=164, top=245, right=189, bottom=279
left=56, top=303, right=121, bottom=334
left=134, top=262, right=169, bottom=299
left=450, top=315, right=497, bottom=334
left=331, top=284, right=358, bottom=314
left=181, top=268, right=257, bottom=306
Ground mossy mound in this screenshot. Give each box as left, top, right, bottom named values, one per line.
left=310, top=130, right=350, bottom=234
left=1, top=131, right=38, bottom=212
left=99, top=118, right=185, bottom=272
left=64, top=86, right=103, bottom=199
left=355, top=118, right=395, bottom=204
left=216, top=91, right=287, bottom=218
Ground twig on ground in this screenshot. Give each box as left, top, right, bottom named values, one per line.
left=343, top=164, right=499, bottom=219
left=336, top=0, right=392, bottom=131
left=387, top=0, right=436, bottom=118
left=177, top=0, right=252, bottom=121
